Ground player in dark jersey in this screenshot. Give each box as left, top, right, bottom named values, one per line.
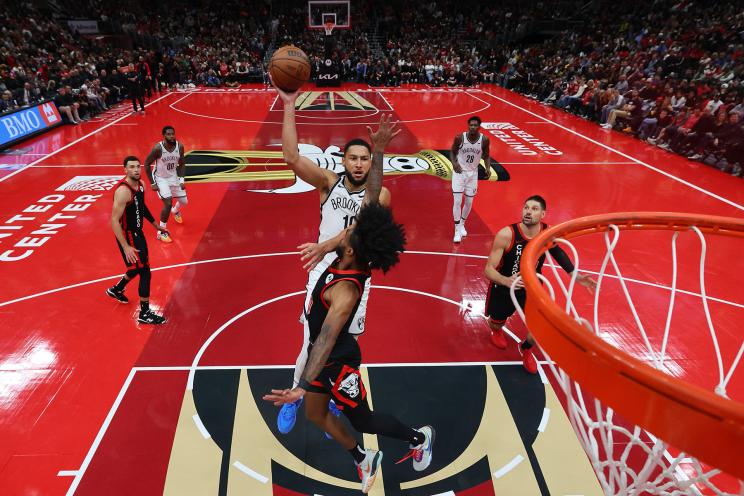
left=264, top=203, right=435, bottom=494
left=484, top=195, right=596, bottom=373
left=106, top=155, right=168, bottom=324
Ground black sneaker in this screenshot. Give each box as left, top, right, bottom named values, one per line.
left=106, top=287, right=129, bottom=303
left=137, top=309, right=166, bottom=325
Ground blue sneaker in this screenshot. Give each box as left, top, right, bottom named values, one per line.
left=324, top=399, right=342, bottom=439
left=277, top=397, right=302, bottom=434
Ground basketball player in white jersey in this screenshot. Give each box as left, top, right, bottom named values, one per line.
left=271, top=77, right=400, bottom=434
left=144, top=125, right=187, bottom=243
left=450, top=116, right=490, bottom=243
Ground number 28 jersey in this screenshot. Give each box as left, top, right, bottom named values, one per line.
left=456, top=132, right=483, bottom=172
left=318, top=173, right=366, bottom=243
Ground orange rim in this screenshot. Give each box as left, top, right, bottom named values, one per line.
left=520, top=212, right=744, bottom=479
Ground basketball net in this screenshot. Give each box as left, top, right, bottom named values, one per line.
left=510, top=213, right=744, bottom=495
left=324, top=20, right=334, bottom=36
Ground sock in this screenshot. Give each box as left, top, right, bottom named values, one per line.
left=140, top=300, right=150, bottom=313
left=409, top=429, right=425, bottom=446
left=159, top=221, right=167, bottom=229
left=520, top=340, right=533, bottom=350
left=114, top=276, right=129, bottom=291
left=349, top=444, right=366, bottom=464
left=172, top=202, right=180, bottom=214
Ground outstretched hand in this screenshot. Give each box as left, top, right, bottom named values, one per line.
left=298, top=242, right=329, bottom=271
left=269, top=74, right=300, bottom=105
left=367, top=114, right=401, bottom=150
left=576, top=273, right=598, bottom=293
left=263, top=387, right=304, bottom=406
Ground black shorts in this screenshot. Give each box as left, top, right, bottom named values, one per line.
left=117, top=230, right=149, bottom=268
left=306, top=338, right=367, bottom=412
left=485, top=284, right=526, bottom=323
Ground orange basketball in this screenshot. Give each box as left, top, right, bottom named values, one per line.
left=269, top=45, right=311, bottom=92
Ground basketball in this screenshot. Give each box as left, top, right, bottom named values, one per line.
left=269, top=45, right=311, bottom=92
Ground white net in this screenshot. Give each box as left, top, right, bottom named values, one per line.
left=510, top=224, right=744, bottom=495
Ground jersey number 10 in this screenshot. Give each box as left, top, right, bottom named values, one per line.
left=343, top=215, right=356, bottom=229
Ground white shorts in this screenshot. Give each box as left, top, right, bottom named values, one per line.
left=299, top=252, right=370, bottom=335
left=452, top=169, right=478, bottom=196
left=154, top=175, right=186, bottom=200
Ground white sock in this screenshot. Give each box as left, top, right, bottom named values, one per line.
left=159, top=221, right=167, bottom=229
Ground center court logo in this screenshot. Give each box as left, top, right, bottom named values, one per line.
left=55, top=175, right=122, bottom=191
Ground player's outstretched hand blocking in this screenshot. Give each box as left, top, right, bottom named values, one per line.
left=367, top=113, right=402, bottom=150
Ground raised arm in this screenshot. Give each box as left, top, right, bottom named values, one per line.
left=450, top=134, right=462, bottom=173
left=484, top=227, right=519, bottom=287
left=272, top=79, right=335, bottom=192
left=365, top=114, right=400, bottom=205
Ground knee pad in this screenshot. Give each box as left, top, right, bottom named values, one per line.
left=138, top=266, right=151, bottom=298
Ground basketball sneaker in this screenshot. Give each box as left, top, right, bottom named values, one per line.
left=453, top=227, right=462, bottom=243
left=325, top=399, right=342, bottom=439
left=459, top=223, right=468, bottom=237
left=357, top=449, right=383, bottom=494
left=106, top=287, right=129, bottom=304
left=520, top=345, right=538, bottom=374
left=137, top=309, right=166, bottom=325
left=396, top=425, right=435, bottom=471
left=490, top=328, right=507, bottom=349
left=173, top=212, right=183, bottom=224
left=157, top=231, right=173, bottom=243
left=277, top=397, right=302, bottom=434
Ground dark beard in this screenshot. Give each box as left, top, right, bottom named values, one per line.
left=346, top=171, right=368, bottom=187
left=334, top=245, right=345, bottom=260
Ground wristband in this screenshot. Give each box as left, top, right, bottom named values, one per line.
left=297, top=379, right=311, bottom=391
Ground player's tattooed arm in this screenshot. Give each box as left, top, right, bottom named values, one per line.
left=485, top=227, right=521, bottom=288
left=298, top=282, right=358, bottom=388
left=143, top=144, right=161, bottom=186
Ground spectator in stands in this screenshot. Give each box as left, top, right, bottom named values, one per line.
left=53, top=86, right=81, bottom=124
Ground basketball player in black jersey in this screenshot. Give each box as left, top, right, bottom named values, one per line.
left=484, top=195, right=596, bottom=373
left=264, top=203, right=434, bottom=494
left=106, top=155, right=168, bottom=324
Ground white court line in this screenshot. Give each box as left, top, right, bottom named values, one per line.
left=493, top=454, right=524, bottom=478
left=191, top=414, right=211, bottom=439
left=499, top=161, right=636, bottom=165
left=169, top=91, right=490, bottom=126
left=232, top=461, right=269, bottom=483
left=133, top=360, right=549, bottom=372
left=1, top=251, right=742, bottom=311
left=537, top=407, right=551, bottom=432
left=480, top=90, right=744, bottom=212
left=65, top=368, right=137, bottom=495
left=0, top=92, right=175, bottom=184
left=377, top=91, right=395, bottom=110
left=57, top=470, right=79, bottom=477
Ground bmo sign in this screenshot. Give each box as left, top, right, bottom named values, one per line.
left=0, top=102, right=62, bottom=150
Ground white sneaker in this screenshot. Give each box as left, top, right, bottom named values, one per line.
left=459, top=223, right=468, bottom=237
left=453, top=230, right=462, bottom=243
left=397, top=426, right=435, bottom=471
left=357, top=450, right=383, bottom=494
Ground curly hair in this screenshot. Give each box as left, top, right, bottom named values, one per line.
left=349, top=202, right=406, bottom=274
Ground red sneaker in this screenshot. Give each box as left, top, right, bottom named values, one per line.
left=521, top=348, right=538, bottom=374
left=490, top=328, right=507, bottom=349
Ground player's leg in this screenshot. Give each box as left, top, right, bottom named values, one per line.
left=459, top=172, right=477, bottom=237
left=485, top=284, right=512, bottom=349
left=451, top=172, right=465, bottom=243
left=171, top=189, right=187, bottom=224
left=155, top=177, right=174, bottom=243
left=133, top=234, right=166, bottom=324
left=277, top=321, right=310, bottom=434
left=108, top=233, right=141, bottom=303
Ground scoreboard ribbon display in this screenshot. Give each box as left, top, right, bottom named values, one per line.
left=0, top=101, right=63, bottom=150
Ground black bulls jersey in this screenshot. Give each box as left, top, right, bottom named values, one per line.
left=306, top=261, right=370, bottom=360
left=497, top=222, right=549, bottom=278
left=114, top=179, right=147, bottom=232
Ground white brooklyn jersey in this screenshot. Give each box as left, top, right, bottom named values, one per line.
left=318, top=174, right=365, bottom=243
left=456, top=132, right=483, bottom=172
left=154, top=141, right=180, bottom=179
